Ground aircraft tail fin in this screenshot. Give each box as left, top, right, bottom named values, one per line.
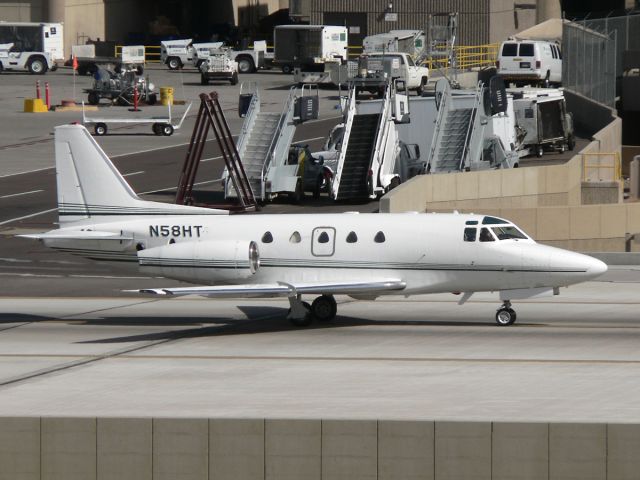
left=54, top=124, right=226, bottom=224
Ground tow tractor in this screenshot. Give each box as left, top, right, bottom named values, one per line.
left=199, top=48, right=238, bottom=85
left=82, top=102, right=192, bottom=137
left=84, top=67, right=158, bottom=106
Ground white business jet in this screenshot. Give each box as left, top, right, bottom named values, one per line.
left=21, top=125, right=607, bottom=326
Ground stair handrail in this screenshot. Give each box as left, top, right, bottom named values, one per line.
left=368, top=83, right=393, bottom=197
left=228, top=86, right=260, bottom=198
left=331, top=86, right=357, bottom=199
left=261, top=86, right=297, bottom=198
left=426, top=79, right=451, bottom=170
left=458, top=81, right=484, bottom=171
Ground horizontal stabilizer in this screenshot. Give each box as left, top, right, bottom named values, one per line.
left=127, top=279, right=407, bottom=298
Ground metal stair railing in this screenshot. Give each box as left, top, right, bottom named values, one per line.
left=368, top=84, right=392, bottom=196
left=261, top=86, right=298, bottom=198
left=331, top=87, right=358, bottom=199
left=176, top=92, right=256, bottom=211
left=426, top=80, right=452, bottom=171
left=458, top=81, right=485, bottom=171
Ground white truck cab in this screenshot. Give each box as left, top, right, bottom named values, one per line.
left=497, top=39, right=562, bottom=87
left=362, top=52, right=429, bottom=93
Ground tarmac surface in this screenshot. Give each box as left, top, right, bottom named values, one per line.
left=0, top=65, right=632, bottom=422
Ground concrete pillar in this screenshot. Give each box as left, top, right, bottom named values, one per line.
left=41, top=417, right=97, bottom=480
left=210, top=419, right=264, bottom=480
left=265, top=419, right=321, bottom=480
left=608, top=424, right=640, bottom=480
left=153, top=418, right=208, bottom=480
left=321, top=420, right=377, bottom=480
left=492, top=423, right=549, bottom=480
left=549, top=423, right=606, bottom=480
left=48, top=0, right=65, bottom=23
left=537, top=0, right=562, bottom=23
left=0, top=417, right=40, bottom=480
left=630, top=157, right=640, bottom=200
left=97, top=418, right=152, bottom=480
left=435, top=422, right=491, bottom=480
left=378, top=420, right=434, bottom=480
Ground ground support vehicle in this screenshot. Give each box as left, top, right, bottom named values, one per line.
left=0, top=42, right=54, bottom=73
left=497, top=39, right=562, bottom=87
left=200, top=49, right=238, bottom=85
left=73, top=45, right=145, bottom=76
left=84, top=67, right=157, bottom=106
left=363, top=30, right=425, bottom=57
left=274, top=25, right=347, bottom=76
left=82, top=102, right=191, bottom=136
left=0, top=22, right=63, bottom=72
left=160, top=38, right=193, bottom=69
left=511, top=88, right=574, bottom=157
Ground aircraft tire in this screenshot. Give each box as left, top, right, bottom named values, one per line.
left=311, top=295, right=337, bottom=322
left=495, top=307, right=516, bottom=326
left=289, top=301, right=312, bottom=327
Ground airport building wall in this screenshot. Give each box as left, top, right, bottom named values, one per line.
left=1, top=417, right=640, bottom=480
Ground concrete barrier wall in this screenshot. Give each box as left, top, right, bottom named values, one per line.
left=2, top=418, right=640, bottom=480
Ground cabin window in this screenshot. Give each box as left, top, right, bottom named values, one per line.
left=136, top=243, right=145, bottom=251
left=465, top=220, right=478, bottom=225
left=318, top=232, right=330, bottom=243
left=374, top=231, right=386, bottom=243
left=261, top=231, right=273, bottom=243
left=289, top=231, right=301, bottom=243
left=492, top=226, right=527, bottom=240
left=501, top=43, right=517, bottom=56
left=479, top=228, right=495, bottom=242
left=464, top=228, right=477, bottom=242
left=519, top=43, right=534, bottom=56
left=346, top=231, right=358, bottom=243
left=482, top=216, right=508, bottom=225
left=169, top=238, right=176, bottom=244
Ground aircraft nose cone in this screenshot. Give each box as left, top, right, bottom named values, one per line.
left=584, top=255, right=608, bottom=278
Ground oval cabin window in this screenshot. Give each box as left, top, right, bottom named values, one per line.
left=289, top=231, right=301, bottom=243
left=346, top=231, right=358, bottom=243
left=261, top=231, right=273, bottom=243
left=374, top=231, right=386, bottom=243
left=318, top=231, right=330, bottom=243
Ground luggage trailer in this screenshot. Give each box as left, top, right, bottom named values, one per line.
left=82, top=102, right=192, bottom=136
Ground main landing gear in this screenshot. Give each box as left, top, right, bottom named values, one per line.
left=496, top=300, right=517, bottom=326
left=288, top=294, right=337, bottom=327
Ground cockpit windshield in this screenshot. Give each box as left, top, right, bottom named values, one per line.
left=491, top=225, right=528, bottom=240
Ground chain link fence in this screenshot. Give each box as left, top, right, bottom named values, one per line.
left=562, top=21, right=617, bottom=107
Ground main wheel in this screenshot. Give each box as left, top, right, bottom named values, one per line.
left=161, top=124, right=174, bottom=136
left=311, top=295, right=337, bottom=322
left=289, top=301, right=312, bottom=327
left=495, top=307, right=516, bottom=326
left=28, top=57, right=47, bottom=74
left=87, top=91, right=100, bottom=105
left=167, top=57, right=181, bottom=70
left=94, top=123, right=107, bottom=136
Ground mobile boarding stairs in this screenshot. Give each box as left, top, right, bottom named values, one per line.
left=330, top=79, right=410, bottom=201
left=224, top=83, right=319, bottom=202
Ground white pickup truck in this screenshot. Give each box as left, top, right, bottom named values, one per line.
left=361, top=52, right=429, bottom=94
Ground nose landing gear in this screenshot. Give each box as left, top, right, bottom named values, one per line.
left=496, top=300, right=517, bottom=326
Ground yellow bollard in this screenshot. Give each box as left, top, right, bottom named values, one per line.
left=24, top=98, right=49, bottom=113
left=160, top=87, right=174, bottom=106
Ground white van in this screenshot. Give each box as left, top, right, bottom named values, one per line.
left=497, top=40, right=562, bottom=87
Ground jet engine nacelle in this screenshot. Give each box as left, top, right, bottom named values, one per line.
left=137, top=240, right=259, bottom=283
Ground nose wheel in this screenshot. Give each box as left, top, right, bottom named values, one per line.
left=496, top=301, right=517, bottom=326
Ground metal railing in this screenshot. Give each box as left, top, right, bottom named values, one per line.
left=422, top=43, right=498, bottom=71
left=581, top=152, right=622, bottom=183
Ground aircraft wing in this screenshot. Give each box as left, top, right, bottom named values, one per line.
left=129, top=279, right=406, bottom=298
